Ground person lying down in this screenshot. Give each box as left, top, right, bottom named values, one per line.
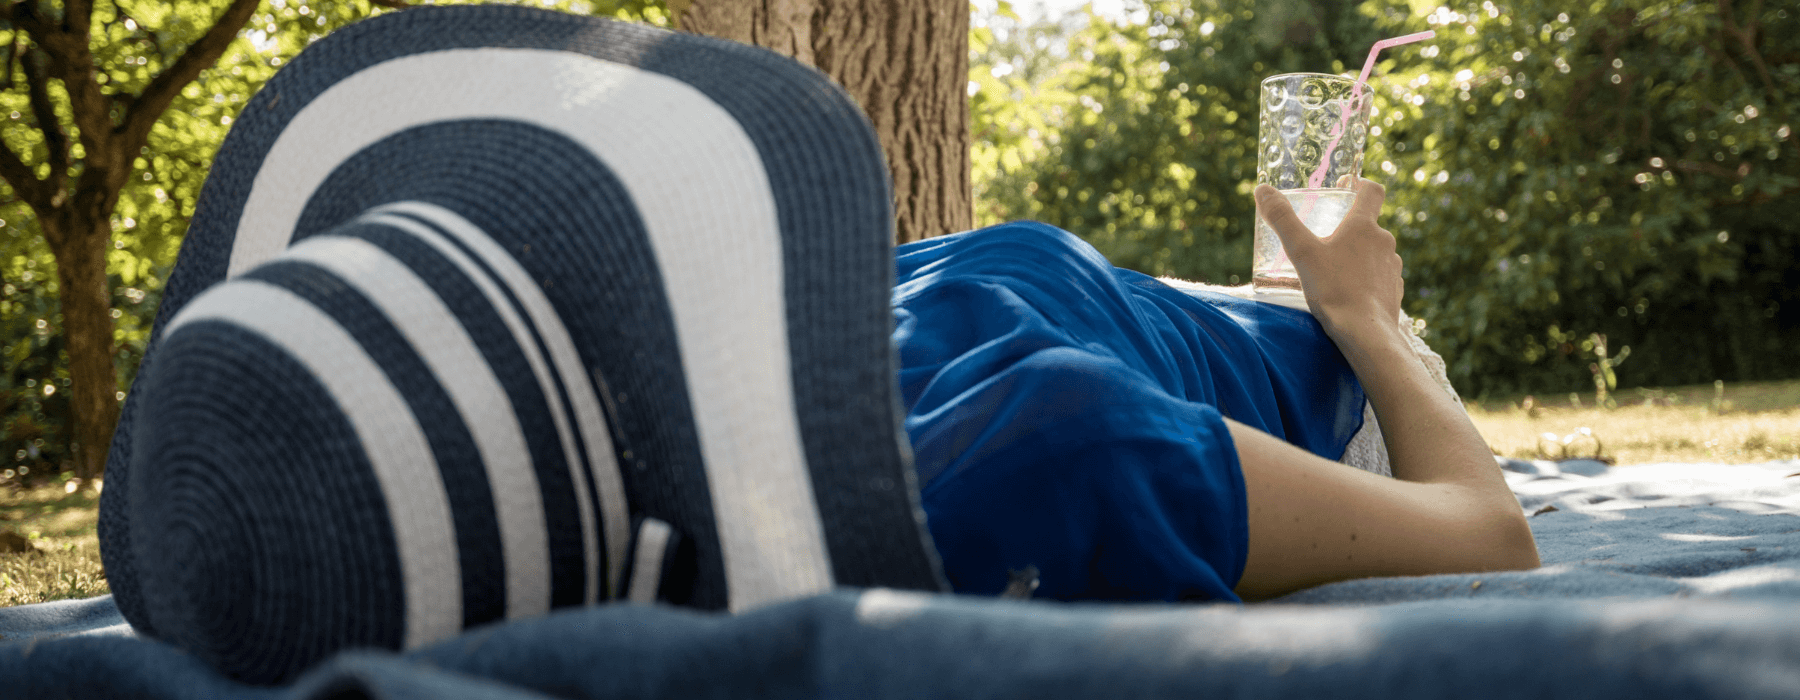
left=893, top=178, right=1540, bottom=602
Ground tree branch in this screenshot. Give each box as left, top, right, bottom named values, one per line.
left=63, top=0, right=91, bottom=35
left=21, top=47, right=68, bottom=201
left=1715, top=0, right=1738, bottom=31
left=0, top=127, right=47, bottom=212
left=7, top=0, right=110, bottom=183
left=1734, top=0, right=1776, bottom=95
left=1744, top=180, right=1797, bottom=205
left=1674, top=159, right=1748, bottom=179
left=1713, top=0, right=1774, bottom=92
left=0, top=6, right=47, bottom=213
left=37, top=42, right=108, bottom=159
left=0, top=33, right=16, bottom=91
left=4, top=1, right=53, bottom=40
left=118, top=0, right=259, bottom=157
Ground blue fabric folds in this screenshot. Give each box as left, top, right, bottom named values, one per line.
left=12, top=591, right=1800, bottom=700
left=892, top=222, right=1365, bottom=603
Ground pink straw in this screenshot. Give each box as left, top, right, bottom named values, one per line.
left=1305, top=30, right=1436, bottom=189
left=1271, top=30, right=1437, bottom=276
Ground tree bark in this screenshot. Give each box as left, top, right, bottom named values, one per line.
left=44, top=213, right=117, bottom=478
left=674, top=0, right=972, bottom=244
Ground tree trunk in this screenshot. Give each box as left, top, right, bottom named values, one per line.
left=674, top=0, right=972, bottom=243
left=0, top=0, right=262, bottom=479
left=43, top=212, right=119, bottom=479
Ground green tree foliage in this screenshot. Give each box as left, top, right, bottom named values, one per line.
left=975, top=0, right=1381, bottom=282
left=1, top=0, right=668, bottom=483
left=974, top=0, right=1799, bottom=396
left=970, top=4, right=1084, bottom=225
left=1373, top=0, right=1798, bottom=395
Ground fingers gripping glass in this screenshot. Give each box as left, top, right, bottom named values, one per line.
left=1252, top=74, right=1370, bottom=295
left=1250, top=32, right=1434, bottom=296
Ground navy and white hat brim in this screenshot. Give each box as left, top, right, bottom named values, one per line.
left=100, top=5, right=944, bottom=682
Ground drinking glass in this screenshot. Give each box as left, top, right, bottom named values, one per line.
left=1253, top=73, right=1372, bottom=295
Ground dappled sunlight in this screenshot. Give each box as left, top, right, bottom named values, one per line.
left=1197, top=608, right=1379, bottom=667
left=854, top=588, right=935, bottom=629
left=1661, top=532, right=1755, bottom=543
left=1514, top=462, right=1800, bottom=520
left=1469, top=381, right=1800, bottom=465
left=1701, top=500, right=1792, bottom=515
left=1519, top=563, right=1580, bottom=576
left=1681, top=566, right=1800, bottom=596
left=1103, top=603, right=1385, bottom=668
left=1555, top=506, right=1632, bottom=522
left=1, top=478, right=108, bottom=606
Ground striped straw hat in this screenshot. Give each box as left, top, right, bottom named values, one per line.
left=98, top=4, right=944, bottom=683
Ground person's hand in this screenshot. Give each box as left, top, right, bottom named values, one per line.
left=1253, top=178, right=1403, bottom=351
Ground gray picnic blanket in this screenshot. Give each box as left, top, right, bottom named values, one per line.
left=5, top=458, right=1800, bottom=699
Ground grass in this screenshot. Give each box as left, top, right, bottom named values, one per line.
left=0, top=477, right=110, bottom=607
left=0, top=378, right=1794, bottom=607
left=1466, top=379, right=1800, bottom=465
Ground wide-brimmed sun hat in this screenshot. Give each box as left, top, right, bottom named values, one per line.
left=98, top=4, right=945, bottom=683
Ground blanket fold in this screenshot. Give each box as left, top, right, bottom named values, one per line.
left=5, top=591, right=1800, bottom=699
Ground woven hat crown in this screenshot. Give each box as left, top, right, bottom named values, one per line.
left=99, top=5, right=944, bottom=683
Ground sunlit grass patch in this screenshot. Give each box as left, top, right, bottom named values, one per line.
left=1, top=477, right=109, bottom=607
left=1467, top=379, right=1800, bottom=465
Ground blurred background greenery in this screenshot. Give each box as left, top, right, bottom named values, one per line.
left=974, top=0, right=1798, bottom=399
left=2, top=0, right=1796, bottom=485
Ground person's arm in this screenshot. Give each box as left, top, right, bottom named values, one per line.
left=1230, top=179, right=1538, bottom=601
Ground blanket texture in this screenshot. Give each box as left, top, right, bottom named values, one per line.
left=6, top=457, right=1800, bottom=698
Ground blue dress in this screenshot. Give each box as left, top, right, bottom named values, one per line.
left=893, top=222, right=1365, bottom=603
